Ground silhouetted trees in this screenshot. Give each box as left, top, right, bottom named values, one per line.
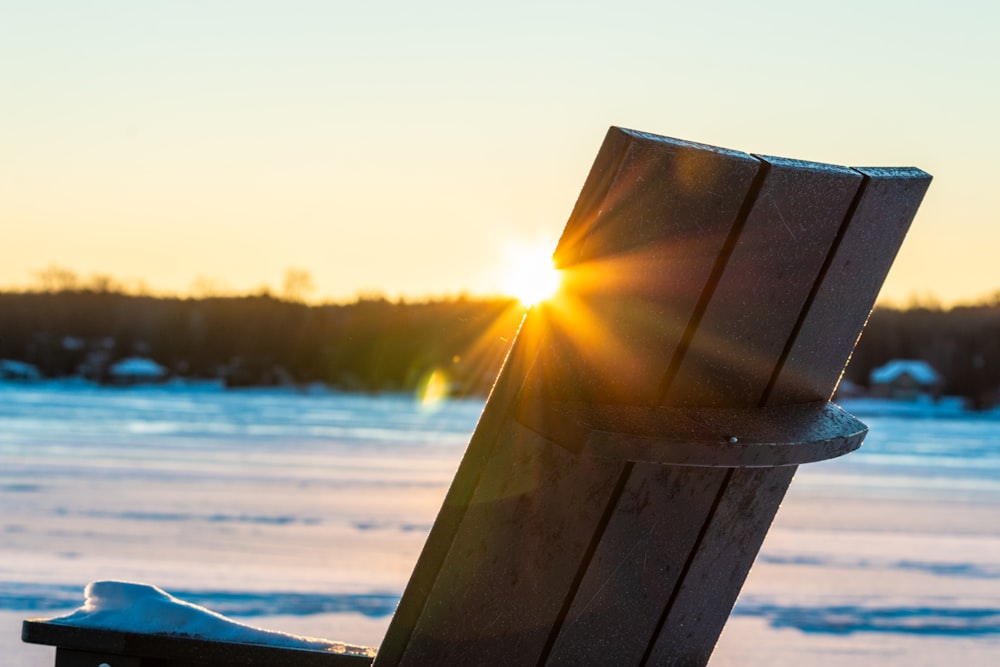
left=0, top=291, right=523, bottom=395
left=845, top=301, right=1000, bottom=408
left=1, top=290, right=998, bottom=404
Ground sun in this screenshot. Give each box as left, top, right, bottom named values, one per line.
left=499, top=243, right=563, bottom=306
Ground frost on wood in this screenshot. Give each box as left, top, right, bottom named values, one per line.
left=47, top=580, right=375, bottom=656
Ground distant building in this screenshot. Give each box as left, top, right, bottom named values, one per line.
left=869, top=359, right=943, bottom=400
left=107, top=357, right=167, bottom=385
left=0, top=359, right=42, bottom=381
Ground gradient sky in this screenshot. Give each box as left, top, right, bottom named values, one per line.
left=2, top=1, right=997, bottom=304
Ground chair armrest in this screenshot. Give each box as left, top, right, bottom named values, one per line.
left=22, top=620, right=375, bottom=667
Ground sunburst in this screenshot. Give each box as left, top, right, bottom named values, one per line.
left=498, top=243, right=563, bottom=306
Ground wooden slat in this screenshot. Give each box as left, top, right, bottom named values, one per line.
left=539, top=128, right=761, bottom=405
left=550, top=465, right=771, bottom=667
left=543, top=465, right=725, bottom=666
left=396, top=421, right=626, bottom=665
left=545, top=155, right=865, bottom=666
left=641, top=466, right=798, bottom=666
left=552, top=126, right=633, bottom=262
left=661, top=156, right=863, bottom=408
left=556, top=129, right=760, bottom=267
left=766, top=167, right=932, bottom=405
left=374, top=309, right=542, bottom=665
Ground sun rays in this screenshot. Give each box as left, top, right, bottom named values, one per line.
left=496, top=241, right=563, bottom=307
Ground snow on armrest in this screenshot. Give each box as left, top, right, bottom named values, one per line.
left=44, top=580, right=375, bottom=657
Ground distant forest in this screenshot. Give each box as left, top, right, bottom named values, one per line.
left=0, top=291, right=524, bottom=396
left=845, top=302, right=1000, bottom=408
left=1, top=290, right=998, bottom=406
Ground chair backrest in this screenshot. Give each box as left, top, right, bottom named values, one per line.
left=374, top=127, right=930, bottom=666
left=21, top=127, right=930, bottom=667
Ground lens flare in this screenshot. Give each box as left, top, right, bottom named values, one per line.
left=418, top=369, right=451, bottom=410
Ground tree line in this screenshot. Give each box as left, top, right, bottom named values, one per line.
left=0, top=291, right=524, bottom=396
left=0, top=290, right=997, bottom=405
left=843, top=302, right=1000, bottom=408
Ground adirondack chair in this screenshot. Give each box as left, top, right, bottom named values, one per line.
left=23, top=127, right=930, bottom=666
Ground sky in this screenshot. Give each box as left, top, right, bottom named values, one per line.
left=2, top=1, right=997, bottom=305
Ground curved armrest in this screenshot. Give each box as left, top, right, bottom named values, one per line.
left=516, top=399, right=867, bottom=468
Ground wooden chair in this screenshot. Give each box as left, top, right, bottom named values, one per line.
left=23, top=127, right=931, bottom=666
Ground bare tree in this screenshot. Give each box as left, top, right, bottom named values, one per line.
left=33, top=265, right=79, bottom=292
left=282, top=268, right=315, bottom=303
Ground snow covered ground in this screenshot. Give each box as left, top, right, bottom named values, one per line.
left=2, top=382, right=999, bottom=665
